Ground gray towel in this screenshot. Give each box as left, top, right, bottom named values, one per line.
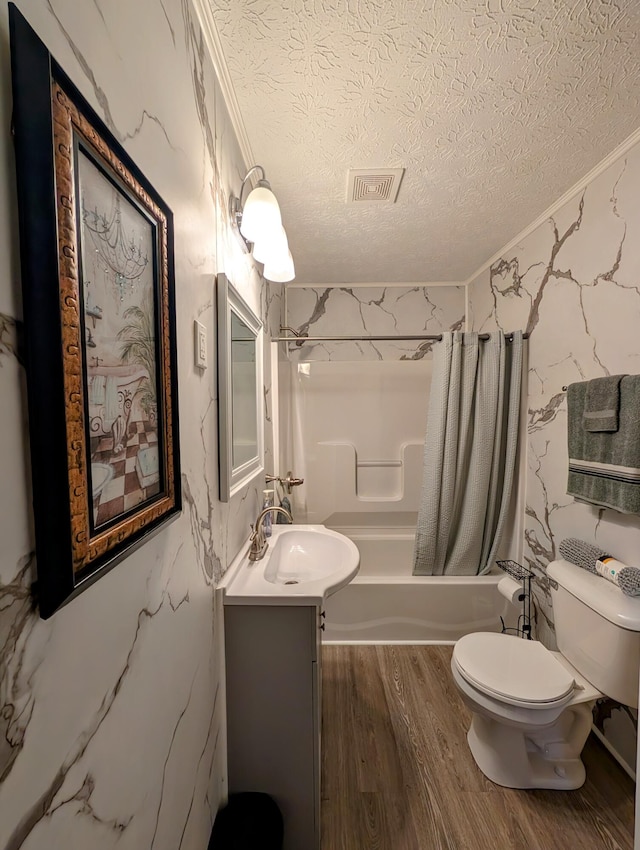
left=276, top=496, right=292, bottom=524
left=583, top=375, right=625, bottom=432
left=567, top=376, right=640, bottom=514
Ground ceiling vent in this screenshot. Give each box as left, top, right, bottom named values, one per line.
left=346, top=168, right=405, bottom=203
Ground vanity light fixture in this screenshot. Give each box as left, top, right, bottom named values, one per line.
left=251, top=224, right=288, bottom=265
left=264, top=250, right=295, bottom=283
left=229, top=165, right=295, bottom=283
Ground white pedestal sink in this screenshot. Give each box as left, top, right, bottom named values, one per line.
left=219, top=524, right=360, bottom=606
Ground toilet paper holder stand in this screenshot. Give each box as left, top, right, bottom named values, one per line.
left=496, top=559, right=535, bottom=640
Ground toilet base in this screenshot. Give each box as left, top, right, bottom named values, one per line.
left=466, top=701, right=594, bottom=790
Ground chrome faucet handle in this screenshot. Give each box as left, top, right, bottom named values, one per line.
left=248, top=521, right=267, bottom=561
left=249, top=522, right=265, bottom=545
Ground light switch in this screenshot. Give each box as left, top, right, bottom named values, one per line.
left=194, top=320, right=207, bottom=369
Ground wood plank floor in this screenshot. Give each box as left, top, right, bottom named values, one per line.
left=321, top=645, right=635, bottom=850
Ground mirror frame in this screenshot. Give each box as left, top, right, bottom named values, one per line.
left=216, top=273, right=264, bottom=502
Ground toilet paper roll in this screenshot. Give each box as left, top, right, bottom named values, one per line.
left=498, top=576, right=525, bottom=606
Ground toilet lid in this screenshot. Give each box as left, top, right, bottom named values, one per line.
left=453, top=633, right=576, bottom=706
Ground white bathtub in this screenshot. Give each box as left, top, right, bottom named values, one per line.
left=322, top=513, right=515, bottom=643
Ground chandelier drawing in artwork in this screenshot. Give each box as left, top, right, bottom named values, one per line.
left=82, top=194, right=149, bottom=302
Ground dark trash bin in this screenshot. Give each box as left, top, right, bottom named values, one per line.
left=209, top=792, right=284, bottom=849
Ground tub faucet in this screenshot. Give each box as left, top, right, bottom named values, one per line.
left=248, top=505, right=293, bottom=561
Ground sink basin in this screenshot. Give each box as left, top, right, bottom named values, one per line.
left=219, top=525, right=360, bottom=606
left=264, top=529, right=355, bottom=586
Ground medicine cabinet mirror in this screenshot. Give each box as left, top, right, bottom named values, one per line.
left=217, top=273, right=264, bottom=501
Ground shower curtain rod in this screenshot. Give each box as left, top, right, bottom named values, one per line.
left=275, top=327, right=529, bottom=343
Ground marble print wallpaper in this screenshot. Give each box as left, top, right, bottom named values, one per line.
left=0, top=1, right=281, bottom=848
left=285, top=285, right=465, bottom=361
left=469, top=140, right=640, bottom=773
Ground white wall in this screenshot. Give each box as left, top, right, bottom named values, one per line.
left=0, top=1, right=282, bottom=846
left=469, top=140, right=640, bottom=774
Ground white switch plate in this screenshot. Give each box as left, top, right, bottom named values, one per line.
left=194, top=320, right=207, bottom=369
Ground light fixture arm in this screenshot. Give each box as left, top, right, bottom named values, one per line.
left=229, top=165, right=271, bottom=247
left=239, top=165, right=268, bottom=204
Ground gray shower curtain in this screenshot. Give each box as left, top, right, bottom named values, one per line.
left=412, top=330, right=524, bottom=576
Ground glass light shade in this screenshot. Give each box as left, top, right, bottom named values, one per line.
left=252, top=225, right=289, bottom=265
left=264, top=250, right=295, bottom=283
left=239, top=186, right=282, bottom=242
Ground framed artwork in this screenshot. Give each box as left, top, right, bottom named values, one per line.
left=9, top=4, right=181, bottom=617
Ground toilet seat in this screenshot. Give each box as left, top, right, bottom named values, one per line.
left=453, top=633, right=576, bottom=709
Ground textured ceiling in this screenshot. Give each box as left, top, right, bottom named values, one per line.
left=211, top=1, right=640, bottom=284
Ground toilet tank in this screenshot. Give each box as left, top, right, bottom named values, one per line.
left=548, top=559, right=640, bottom=708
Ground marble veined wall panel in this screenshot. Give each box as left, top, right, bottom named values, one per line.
left=285, top=285, right=465, bottom=361
left=0, top=1, right=282, bottom=847
left=469, top=141, right=640, bottom=773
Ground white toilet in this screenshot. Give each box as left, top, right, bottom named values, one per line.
left=451, top=558, right=640, bottom=790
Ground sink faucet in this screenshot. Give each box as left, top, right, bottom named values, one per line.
left=248, top=505, right=293, bottom=561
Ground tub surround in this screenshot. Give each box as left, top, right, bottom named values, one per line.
left=469, top=139, right=640, bottom=775
left=0, top=1, right=282, bottom=847
left=282, top=286, right=465, bottom=525
left=285, top=361, right=431, bottom=523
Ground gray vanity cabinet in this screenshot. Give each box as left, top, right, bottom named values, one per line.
left=224, top=603, right=323, bottom=850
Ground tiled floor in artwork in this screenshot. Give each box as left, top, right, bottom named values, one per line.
left=91, top=419, right=159, bottom=525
